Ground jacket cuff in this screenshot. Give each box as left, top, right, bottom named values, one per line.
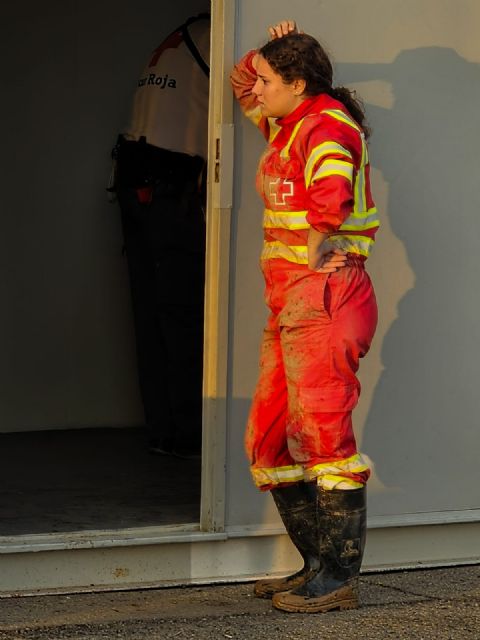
left=244, top=50, right=258, bottom=74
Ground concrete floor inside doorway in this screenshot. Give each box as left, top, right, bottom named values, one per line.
left=0, top=428, right=201, bottom=535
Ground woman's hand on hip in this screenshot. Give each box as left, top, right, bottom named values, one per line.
left=268, top=20, right=299, bottom=40
left=314, top=248, right=348, bottom=273
left=307, top=228, right=348, bottom=273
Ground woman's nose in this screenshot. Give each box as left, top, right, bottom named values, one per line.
left=252, top=78, right=262, bottom=96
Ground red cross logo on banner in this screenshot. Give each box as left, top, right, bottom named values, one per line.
left=269, top=178, right=294, bottom=206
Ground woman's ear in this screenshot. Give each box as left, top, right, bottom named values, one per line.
left=292, top=78, right=307, bottom=96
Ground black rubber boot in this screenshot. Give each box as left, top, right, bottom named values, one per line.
left=254, top=482, right=320, bottom=599
left=272, top=486, right=366, bottom=613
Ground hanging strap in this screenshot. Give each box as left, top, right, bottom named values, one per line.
left=181, top=13, right=210, bottom=78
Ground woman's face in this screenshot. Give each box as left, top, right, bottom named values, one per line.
left=252, top=56, right=305, bottom=118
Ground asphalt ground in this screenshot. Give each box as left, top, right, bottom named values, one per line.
left=0, top=565, right=478, bottom=639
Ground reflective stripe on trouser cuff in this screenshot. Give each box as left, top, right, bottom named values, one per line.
left=316, top=476, right=365, bottom=490
left=251, top=452, right=370, bottom=489
left=304, top=453, right=370, bottom=490
left=251, top=464, right=305, bottom=488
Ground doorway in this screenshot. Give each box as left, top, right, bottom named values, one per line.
left=0, top=0, right=211, bottom=536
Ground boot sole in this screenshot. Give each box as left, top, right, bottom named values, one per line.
left=272, top=586, right=358, bottom=613
left=253, top=585, right=277, bottom=599
left=254, top=574, right=307, bottom=599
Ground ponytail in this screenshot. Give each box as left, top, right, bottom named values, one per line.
left=329, top=87, right=371, bottom=139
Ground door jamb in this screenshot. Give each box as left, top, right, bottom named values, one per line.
left=200, top=0, right=236, bottom=533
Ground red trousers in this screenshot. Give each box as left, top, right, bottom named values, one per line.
left=246, top=257, right=378, bottom=491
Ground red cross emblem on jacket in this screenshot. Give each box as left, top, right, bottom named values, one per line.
left=269, top=178, right=294, bottom=206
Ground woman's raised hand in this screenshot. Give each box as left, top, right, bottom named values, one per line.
left=268, top=20, right=298, bottom=40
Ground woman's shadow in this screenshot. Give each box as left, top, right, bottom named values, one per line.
left=338, top=47, right=480, bottom=516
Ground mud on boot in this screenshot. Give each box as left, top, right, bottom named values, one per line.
left=272, top=486, right=366, bottom=613
left=254, top=482, right=320, bottom=599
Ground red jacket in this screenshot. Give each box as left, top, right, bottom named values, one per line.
left=231, top=50, right=379, bottom=263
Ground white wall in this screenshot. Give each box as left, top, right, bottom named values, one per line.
left=1, top=0, right=208, bottom=431
left=226, top=0, right=480, bottom=526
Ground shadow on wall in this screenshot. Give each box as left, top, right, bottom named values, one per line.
left=339, top=48, right=480, bottom=515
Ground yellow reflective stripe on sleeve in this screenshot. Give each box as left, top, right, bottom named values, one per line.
left=327, top=235, right=374, bottom=257
left=321, top=108, right=362, bottom=133
left=251, top=464, right=305, bottom=488
left=305, top=141, right=353, bottom=187
left=304, top=453, right=370, bottom=481
left=341, top=207, right=379, bottom=231
left=321, top=108, right=368, bottom=208
left=261, top=242, right=308, bottom=264
left=353, top=139, right=368, bottom=212
left=263, top=208, right=309, bottom=230
left=354, top=166, right=366, bottom=212
left=279, top=118, right=305, bottom=158
left=311, top=159, right=354, bottom=183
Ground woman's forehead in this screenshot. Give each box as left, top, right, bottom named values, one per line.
left=256, top=55, right=278, bottom=78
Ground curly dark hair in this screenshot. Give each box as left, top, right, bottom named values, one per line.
left=259, top=33, right=370, bottom=138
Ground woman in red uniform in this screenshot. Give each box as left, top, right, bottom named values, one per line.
left=230, top=20, right=379, bottom=613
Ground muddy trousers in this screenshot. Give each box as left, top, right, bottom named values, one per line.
left=245, top=257, right=377, bottom=491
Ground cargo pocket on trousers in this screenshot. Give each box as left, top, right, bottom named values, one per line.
left=280, top=273, right=331, bottom=327
left=297, top=384, right=359, bottom=412
left=304, top=272, right=331, bottom=317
